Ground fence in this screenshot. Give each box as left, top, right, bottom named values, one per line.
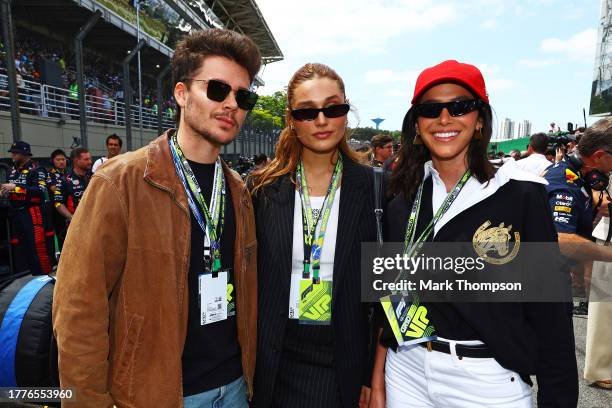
left=0, top=71, right=281, bottom=155
left=0, top=72, right=174, bottom=130
left=228, top=114, right=281, bottom=159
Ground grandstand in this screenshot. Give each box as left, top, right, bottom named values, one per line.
left=0, top=0, right=283, bottom=162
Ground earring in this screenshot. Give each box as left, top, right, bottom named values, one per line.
left=475, top=128, right=483, bottom=140
left=413, top=125, right=423, bottom=145
left=413, top=130, right=423, bottom=145
left=290, top=124, right=295, bottom=132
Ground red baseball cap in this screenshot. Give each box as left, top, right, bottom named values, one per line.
left=411, top=60, right=489, bottom=105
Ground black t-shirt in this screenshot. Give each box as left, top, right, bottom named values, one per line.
left=181, top=161, right=242, bottom=396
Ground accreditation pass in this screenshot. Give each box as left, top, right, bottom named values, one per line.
left=199, top=271, right=228, bottom=325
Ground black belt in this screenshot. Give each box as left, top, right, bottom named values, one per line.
left=419, top=340, right=493, bottom=359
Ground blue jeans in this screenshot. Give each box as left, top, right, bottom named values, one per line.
left=184, top=376, right=248, bottom=408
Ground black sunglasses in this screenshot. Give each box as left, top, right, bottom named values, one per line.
left=184, top=78, right=259, bottom=111
left=290, top=103, right=350, bottom=121
left=413, top=99, right=483, bottom=119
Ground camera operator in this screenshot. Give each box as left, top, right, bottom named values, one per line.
left=544, top=147, right=556, bottom=163
left=542, top=118, right=612, bottom=312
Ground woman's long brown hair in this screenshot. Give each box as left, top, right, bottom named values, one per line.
left=249, top=63, right=363, bottom=196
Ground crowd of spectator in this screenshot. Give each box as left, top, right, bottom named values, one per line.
left=0, top=29, right=177, bottom=125
left=487, top=127, right=585, bottom=166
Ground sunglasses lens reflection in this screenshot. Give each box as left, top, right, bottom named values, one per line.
left=206, top=80, right=258, bottom=111
left=415, top=100, right=480, bottom=118
left=236, top=89, right=259, bottom=110
left=291, top=104, right=350, bottom=121
left=325, top=104, right=350, bottom=118
left=207, top=80, right=232, bottom=102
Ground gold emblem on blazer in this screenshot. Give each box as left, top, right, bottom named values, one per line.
left=473, top=221, right=520, bottom=264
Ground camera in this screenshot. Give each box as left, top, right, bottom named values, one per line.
left=546, top=132, right=576, bottom=150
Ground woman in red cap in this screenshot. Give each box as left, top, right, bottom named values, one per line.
left=369, top=60, right=578, bottom=407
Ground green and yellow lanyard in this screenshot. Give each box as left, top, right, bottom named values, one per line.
left=382, top=168, right=471, bottom=345
left=403, top=169, right=472, bottom=257
left=296, top=156, right=343, bottom=284
left=169, top=134, right=225, bottom=275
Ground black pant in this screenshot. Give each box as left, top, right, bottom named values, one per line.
left=9, top=207, right=53, bottom=275
left=271, top=332, right=342, bottom=408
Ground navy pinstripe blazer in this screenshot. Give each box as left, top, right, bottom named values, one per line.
left=252, top=155, right=377, bottom=408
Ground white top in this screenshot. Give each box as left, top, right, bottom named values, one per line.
left=423, top=160, right=547, bottom=237
left=92, top=157, right=108, bottom=173
left=514, top=153, right=552, bottom=177
left=291, top=189, right=341, bottom=280
left=288, top=188, right=341, bottom=318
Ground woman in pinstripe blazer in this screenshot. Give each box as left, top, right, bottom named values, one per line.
left=249, top=63, right=377, bottom=408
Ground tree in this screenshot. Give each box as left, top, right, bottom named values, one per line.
left=254, top=90, right=287, bottom=126
left=348, top=127, right=401, bottom=142
left=250, top=109, right=282, bottom=129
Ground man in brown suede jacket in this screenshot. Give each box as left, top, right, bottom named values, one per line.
left=53, top=29, right=260, bottom=407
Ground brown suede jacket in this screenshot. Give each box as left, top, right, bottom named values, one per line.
left=52, top=131, right=257, bottom=407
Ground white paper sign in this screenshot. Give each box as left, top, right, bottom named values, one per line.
left=288, top=273, right=301, bottom=319
left=199, top=271, right=228, bottom=325
left=593, top=216, right=610, bottom=241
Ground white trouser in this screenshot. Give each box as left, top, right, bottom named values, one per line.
left=385, top=338, right=532, bottom=407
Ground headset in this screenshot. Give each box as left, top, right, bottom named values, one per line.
left=565, top=151, right=611, bottom=244
left=565, top=151, right=610, bottom=192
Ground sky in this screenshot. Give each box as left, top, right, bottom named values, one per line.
left=255, top=0, right=602, bottom=138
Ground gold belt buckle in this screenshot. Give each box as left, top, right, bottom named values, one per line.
left=426, top=341, right=432, bottom=352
